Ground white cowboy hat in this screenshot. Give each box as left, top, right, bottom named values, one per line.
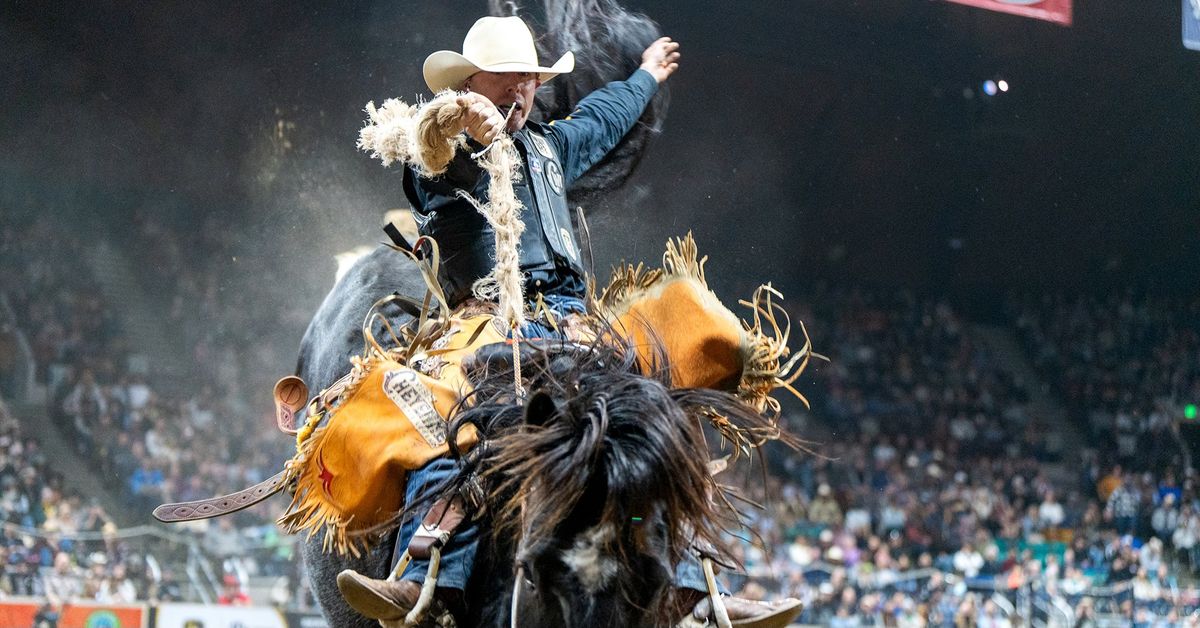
left=423, top=16, right=575, bottom=93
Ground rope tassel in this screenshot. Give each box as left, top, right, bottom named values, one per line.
left=458, top=126, right=526, bottom=333
left=359, top=93, right=529, bottom=393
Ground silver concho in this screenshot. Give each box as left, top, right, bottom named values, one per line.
left=545, top=160, right=564, bottom=194
left=531, top=133, right=555, bottom=159
left=560, top=228, right=578, bottom=261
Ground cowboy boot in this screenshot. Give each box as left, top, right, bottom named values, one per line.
left=675, top=589, right=804, bottom=628
left=336, top=570, right=460, bottom=624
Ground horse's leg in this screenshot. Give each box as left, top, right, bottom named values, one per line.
left=461, top=525, right=514, bottom=628
left=302, top=533, right=396, bottom=628
left=337, top=458, right=483, bottom=623
left=295, top=245, right=425, bottom=625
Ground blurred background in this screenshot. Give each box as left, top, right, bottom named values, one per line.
left=1, top=1, right=1197, bottom=625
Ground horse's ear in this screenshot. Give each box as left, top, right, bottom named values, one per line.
left=523, top=391, right=559, bottom=427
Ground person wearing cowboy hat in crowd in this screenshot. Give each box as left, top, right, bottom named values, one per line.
left=337, top=15, right=802, bottom=628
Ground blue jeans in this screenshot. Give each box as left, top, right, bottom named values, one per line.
left=517, top=293, right=586, bottom=339
left=397, top=457, right=715, bottom=592
left=395, top=457, right=479, bottom=589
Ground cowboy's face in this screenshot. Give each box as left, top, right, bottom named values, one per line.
left=464, top=71, right=540, bottom=132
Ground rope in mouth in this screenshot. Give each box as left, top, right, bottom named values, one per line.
left=470, top=102, right=519, bottom=160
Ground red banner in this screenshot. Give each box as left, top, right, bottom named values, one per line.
left=944, top=0, right=1073, bottom=26
left=0, top=600, right=146, bottom=627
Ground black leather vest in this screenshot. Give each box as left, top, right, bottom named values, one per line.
left=404, top=125, right=585, bottom=306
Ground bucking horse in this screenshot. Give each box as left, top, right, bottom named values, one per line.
left=154, top=2, right=816, bottom=626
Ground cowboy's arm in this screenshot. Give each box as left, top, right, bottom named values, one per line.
left=544, top=69, right=658, bottom=186
left=545, top=36, right=680, bottom=185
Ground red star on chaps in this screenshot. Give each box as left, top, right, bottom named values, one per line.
left=317, top=453, right=335, bottom=498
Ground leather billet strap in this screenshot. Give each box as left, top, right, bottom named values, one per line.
left=383, top=220, right=415, bottom=255
left=153, top=471, right=289, bottom=523
left=408, top=495, right=468, bottom=561
left=273, top=376, right=309, bottom=435
left=691, top=538, right=738, bottom=572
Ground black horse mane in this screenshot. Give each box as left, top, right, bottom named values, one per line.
left=489, top=0, right=669, bottom=205
left=458, top=341, right=717, bottom=563
left=449, top=339, right=709, bottom=624
left=408, top=332, right=784, bottom=625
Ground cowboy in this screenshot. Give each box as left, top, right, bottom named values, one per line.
left=399, top=15, right=667, bottom=325
left=337, top=16, right=801, bottom=627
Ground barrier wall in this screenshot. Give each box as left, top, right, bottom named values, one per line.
left=0, top=601, right=328, bottom=628
left=0, top=601, right=146, bottom=628
left=152, top=604, right=286, bottom=628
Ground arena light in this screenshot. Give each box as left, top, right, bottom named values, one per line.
left=982, top=80, right=999, bottom=96
left=1186, top=404, right=1198, bottom=420
left=997, top=79, right=1009, bottom=92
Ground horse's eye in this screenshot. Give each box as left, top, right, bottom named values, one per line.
left=519, top=560, right=537, bottom=590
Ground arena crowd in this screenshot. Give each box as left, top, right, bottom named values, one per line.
left=0, top=212, right=287, bottom=609
left=3, top=210, right=1199, bottom=624
left=723, top=287, right=1199, bottom=626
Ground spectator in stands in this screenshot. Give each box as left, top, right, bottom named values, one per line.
left=1105, top=474, right=1140, bottom=535
left=1173, top=508, right=1200, bottom=571
left=100, top=562, right=138, bottom=604
left=1139, top=537, right=1165, bottom=575
left=205, top=517, right=244, bottom=559
left=952, top=543, right=984, bottom=579
left=1155, top=468, right=1182, bottom=504
left=128, top=459, right=164, bottom=514
left=32, top=603, right=58, bottom=628
left=1037, top=489, right=1065, bottom=531
left=62, top=369, right=105, bottom=455
left=808, top=483, right=843, bottom=527
left=953, top=593, right=979, bottom=628
left=1151, top=493, right=1179, bottom=541
left=42, top=551, right=79, bottom=613
left=81, top=552, right=108, bottom=601
left=976, top=598, right=1010, bottom=628
left=119, top=374, right=153, bottom=430
left=0, top=475, right=32, bottom=527
left=218, top=573, right=251, bottom=606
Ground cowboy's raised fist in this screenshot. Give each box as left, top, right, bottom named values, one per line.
left=456, top=92, right=505, bottom=145
left=639, top=36, right=680, bottom=84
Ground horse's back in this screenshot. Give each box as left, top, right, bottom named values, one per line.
left=296, top=245, right=425, bottom=391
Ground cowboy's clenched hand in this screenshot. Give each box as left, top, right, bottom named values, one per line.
left=639, top=36, right=681, bottom=84
left=456, top=93, right=506, bottom=145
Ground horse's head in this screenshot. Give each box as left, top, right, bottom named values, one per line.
left=507, top=380, right=707, bottom=626
left=452, top=343, right=730, bottom=627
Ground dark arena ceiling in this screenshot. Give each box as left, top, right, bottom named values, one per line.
left=3, top=1, right=1197, bottom=298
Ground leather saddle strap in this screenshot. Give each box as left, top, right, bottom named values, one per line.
left=692, top=456, right=737, bottom=571
left=274, top=376, right=309, bottom=435
left=408, top=495, right=468, bottom=561
left=153, top=471, right=288, bottom=523
left=691, top=537, right=738, bottom=572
